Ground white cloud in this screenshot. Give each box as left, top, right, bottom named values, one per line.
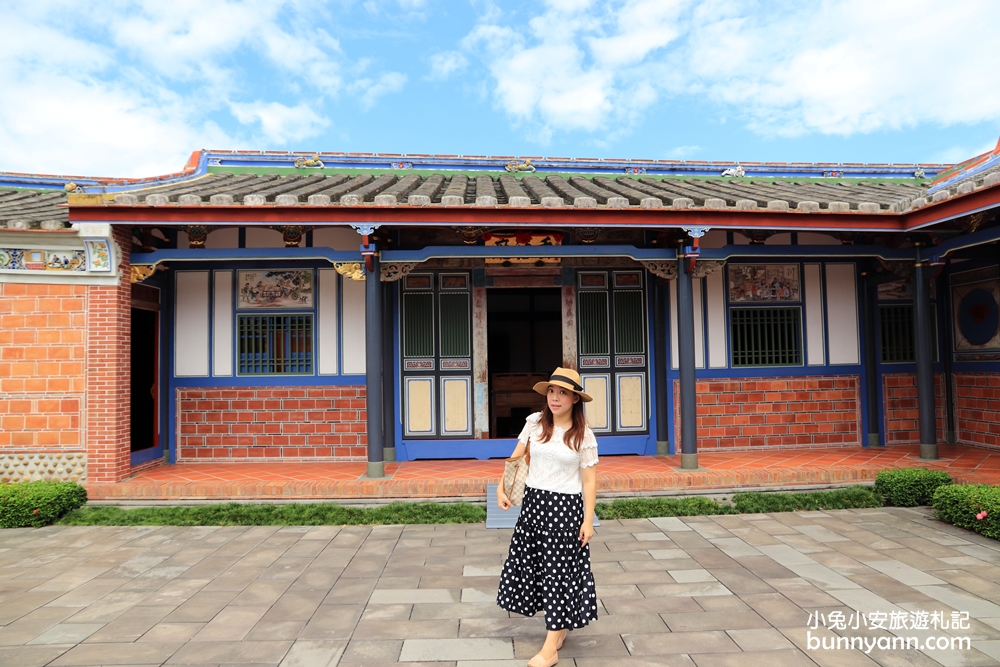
left=463, top=0, right=688, bottom=141
left=0, top=0, right=406, bottom=176
left=428, top=51, right=468, bottom=80
left=230, top=101, right=330, bottom=144
left=355, top=72, right=408, bottom=109
left=463, top=0, right=1000, bottom=143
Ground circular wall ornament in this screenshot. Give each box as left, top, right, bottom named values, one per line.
left=959, top=288, right=999, bottom=346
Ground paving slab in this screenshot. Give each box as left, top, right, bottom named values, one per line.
left=1, top=508, right=999, bottom=666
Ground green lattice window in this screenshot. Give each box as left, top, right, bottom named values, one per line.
left=731, top=308, right=802, bottom=367
left=614, top=290, right=645, bottom=354
left=879, top=305, right=937, bottom=363
left=439, top=292, right=470, bottom=357
left=578, top=291, right=609, bottom=355
left=237, top=314, right=313, bottom=375
left=403, top=292, right=434, bottom=357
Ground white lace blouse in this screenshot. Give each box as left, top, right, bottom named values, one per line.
left=518, top=412, right=599, bottom=495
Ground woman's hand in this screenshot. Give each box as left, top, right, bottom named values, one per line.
left=579, top=520, right=594, bottom=547
left=497, top=487, right=512, bottom=511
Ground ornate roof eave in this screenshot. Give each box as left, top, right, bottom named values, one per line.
left=65, top=187, right=1000, bottom=234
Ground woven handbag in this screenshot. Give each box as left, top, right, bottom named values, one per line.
left=502, top=440, right=531, bottom=506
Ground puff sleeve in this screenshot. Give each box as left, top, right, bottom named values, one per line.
left=580, top=427, right=599, bottom=468
left=517, top=412, right=542, bottom=444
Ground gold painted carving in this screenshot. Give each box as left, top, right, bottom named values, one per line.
left=381, top=262, right=419, bottom=282
left=640, top=260, right=677, bottom=280
left=130, top=265, right=157, bottom=283
left=693, top=260, right=726, bottom=279
left=334, top=262, right=365, bottom=281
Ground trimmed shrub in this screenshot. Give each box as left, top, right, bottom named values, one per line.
left=874, top=468, right=953, bottom=506
left=732, top=486, right=882, bottom=513
left=932, top=484, right=1000, bottom=540
left=0, top=481, right=88, bottom=528
left=595, top=496, right=735, bottom=520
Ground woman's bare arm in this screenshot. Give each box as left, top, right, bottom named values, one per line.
left=496, top=440, right=528, bottom=510
left=580, top=464, right=597, bottom=546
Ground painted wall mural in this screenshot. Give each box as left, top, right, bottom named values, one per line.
left=237, top=269, right=313, bottom=309
left=0, top=248, right=87, bottom=271
left=728, top=264, right=800, bottom=302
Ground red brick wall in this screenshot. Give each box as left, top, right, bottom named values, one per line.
left=85, top=226, right=133, bottom=482
left=177, top=386, right=368, bottom=461
left=675, top=376, right=861, bottom=449
left=954, top=373, right=1000, bottom=448
left=0, top=284, right=86, bottom=452
left=882, top=372, right=946, bottom=445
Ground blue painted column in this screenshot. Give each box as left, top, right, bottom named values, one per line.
left=653, top=279, right=669, bottom=455
left=381, top=279, right=396, bottom=463
left=860, top=264, right=882, bottom=447
left=365, top=250, right=385, bottom=478
left=913, top=248, right=938, bottom=460
left=677, top=249, right=698, bottom=470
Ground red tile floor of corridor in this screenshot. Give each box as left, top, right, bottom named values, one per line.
left=89, top=445, right=1000, bottom=502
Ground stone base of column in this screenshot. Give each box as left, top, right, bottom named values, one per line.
left=867, top=434, right=882, bottom=448
left=919, top=443, right=939, bottom=460
left=656, top=440, right=669, bottom=456
left=367, top=461, right=385, bottom=479
left=383, top=447, right=396, bottom=463
left=680, top=453, right=699, bottom=470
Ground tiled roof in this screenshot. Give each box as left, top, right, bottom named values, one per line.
left=106, top=171, right=927, bottom=214
left=0, top=189, right=68, bottom=230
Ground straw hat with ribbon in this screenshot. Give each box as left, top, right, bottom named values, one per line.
left=532, top=367, right=593, bottom=402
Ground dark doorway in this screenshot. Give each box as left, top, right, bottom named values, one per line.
left=487, top=288, right=562, bottom=437
left=130, top=307, right=159, bottom=453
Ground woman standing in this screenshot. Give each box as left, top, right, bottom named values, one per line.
left=496, top=367, right=599, bottom=667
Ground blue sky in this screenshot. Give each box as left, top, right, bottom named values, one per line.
left=2, top=0, right=999, bottom=177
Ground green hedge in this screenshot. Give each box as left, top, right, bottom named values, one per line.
left=874, top=468, right=953, bottom=506
left=932, top=484, right=1000, bottom=540
left=0, top=481, right=88, bottom=528
left=732, top=485, right=882, bottom=513
left=596, top=496, right=735, bottom=520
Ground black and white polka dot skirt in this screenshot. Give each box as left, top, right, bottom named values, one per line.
left=496, top=485, right=598, bottom=631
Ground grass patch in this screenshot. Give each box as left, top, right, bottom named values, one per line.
left=596, top=496, right=735, bottom=519
left=732, top=485, right=882, bottom=513
left=59, top=501, right=486, bottom=526
left=54, top=487, right=885, bottom=527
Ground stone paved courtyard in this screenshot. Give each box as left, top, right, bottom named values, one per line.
left=1, top=507, right=999, bottom=666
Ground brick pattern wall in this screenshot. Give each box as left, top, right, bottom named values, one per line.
left=0, top=283, right=86, bottom=455
left=177, top=386, right=368, bottom=460
left=954, top=373, right=1000, bottom=449
left=675, top=376, right=861, bottom=449
left=882, top=373, right=946, bottom=445
left=86, top=226, right=133, bottom=482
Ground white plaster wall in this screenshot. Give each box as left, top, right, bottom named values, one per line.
left=798, top=232, right=841, bottom=246
left=318, top=268, right=339, bottom=375
left=212, top=270, right=233, bottom=376
left=668, top=279, right=705, bottom=369
left=706, top=270, right=727, bottom=368
left=245, top=227, right=284, bottom=248
left=313, top=227, right=362, bottom=251
left=700, top=230, right=728, bottom=249
left=693, top=278, right=705, bottom=369
left=803, top=263, right=825, bottom=366
left=175, top=271, right=210, bottom=377
left=825, top=263, right=860, bottom=365
left=341, top=277, right=366, bottom=374
left=205, top=227, right=239, bottom=249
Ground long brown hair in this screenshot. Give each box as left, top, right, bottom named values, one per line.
left=538, top=398, right=588, bottom=451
